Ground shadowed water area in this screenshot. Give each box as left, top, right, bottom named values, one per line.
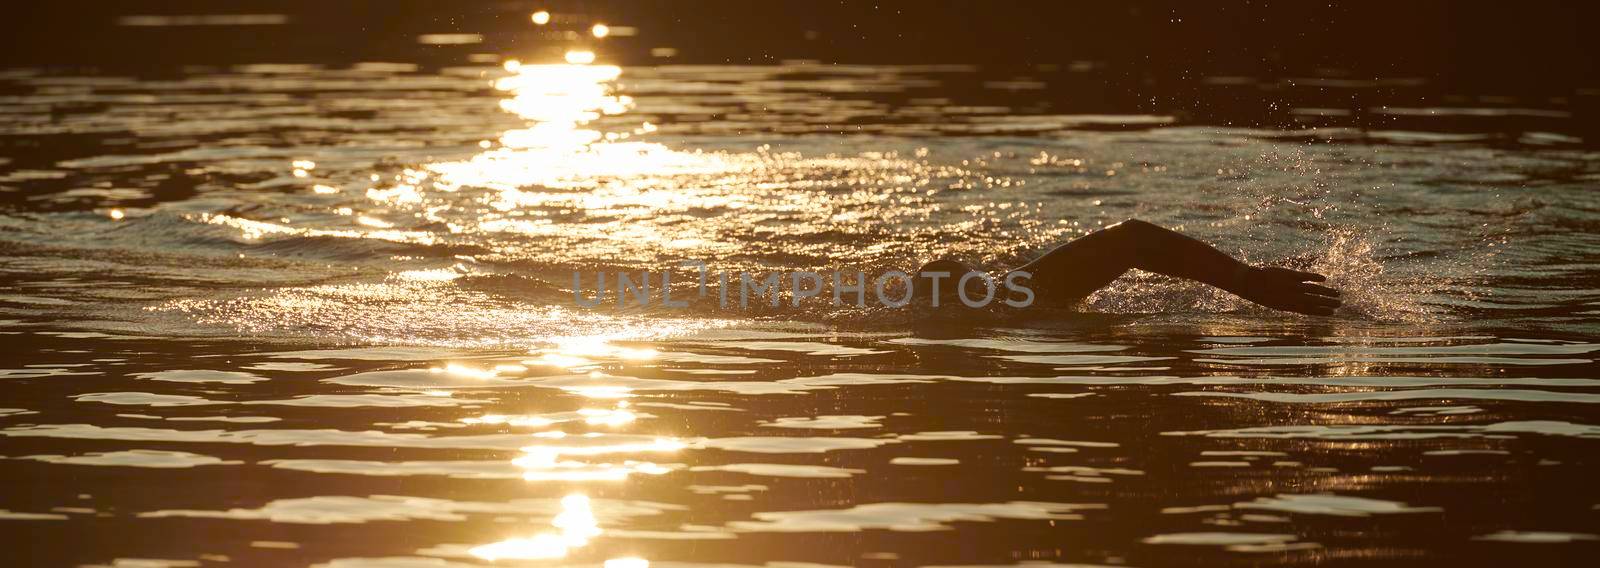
left=2, top=5, right=1600, bottom=568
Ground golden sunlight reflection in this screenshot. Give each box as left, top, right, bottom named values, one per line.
left=512, top=436, right=681, bottom=481
left=566, top=385, right=635, bottom=399
left=469, top=386, right=683, bottom=558
left=200, top=213, right=437, bottom=245
left=430, top=363, right=501, bottom=380
left=394, top=268, right=462, bottom=282
left=469, top=494, right=599, bottom=561
left=460, top=401, right=637, bottom=428
left=495, top=63, right=628, bottom=127
left=564, top=50, right=597, bottom=65
left=577, top=405, right=638, bottom=426
left=466, top=414, right=555, bottom=428
left=528, top=336, right=660, bottom=370
left=417, top=54, right=963, bottom=267
left=355, top=215, right=393, bottom=228
left=426, top=57, right=724, bottom=197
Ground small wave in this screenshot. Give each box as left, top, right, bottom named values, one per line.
left=244, top=234, right=477, bottom=262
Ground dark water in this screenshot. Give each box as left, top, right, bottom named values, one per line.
left=2, top=8, right=1600, bottom=568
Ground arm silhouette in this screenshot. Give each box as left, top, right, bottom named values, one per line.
left=1017, top=219, right=1340, bottom=315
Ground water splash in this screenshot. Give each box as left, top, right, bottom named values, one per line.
left=1310, top=228, right=1435, bottom=323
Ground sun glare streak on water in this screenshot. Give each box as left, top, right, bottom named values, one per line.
left=510, top=427, right=681, bottom=481
left=469, top=494, right=604, bottom=561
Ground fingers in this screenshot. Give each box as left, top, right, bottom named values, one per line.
left=1297, top=282, right=1340, bottom=297
left=1290, top=307, right=1335, bottom=316
left=1246, top=266, right=1343, bottom=316
left=1284, top=268, right=1327, bottom=282
left=1265, top=267, right=1329, bottom=283
left=1287, top=291, right=1341, bottom=315
left=1279, top=298, right=1338, bottom=316
left=1306, top=294, right=1341, bottom=309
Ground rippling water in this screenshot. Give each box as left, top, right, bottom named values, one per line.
left=1, top=57, right=1598, bottom=567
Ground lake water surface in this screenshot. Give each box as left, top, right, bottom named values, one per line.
left=1, top=56, right=1598, bottom=567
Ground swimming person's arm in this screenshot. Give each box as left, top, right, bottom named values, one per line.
left=1018, top=219, right=1341, bottom=315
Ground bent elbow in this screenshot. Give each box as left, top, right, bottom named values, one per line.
left=1107, top=218, right=1160, bottom=234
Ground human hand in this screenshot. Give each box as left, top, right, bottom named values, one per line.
left=1236, top=266, right=1341, bottom=316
